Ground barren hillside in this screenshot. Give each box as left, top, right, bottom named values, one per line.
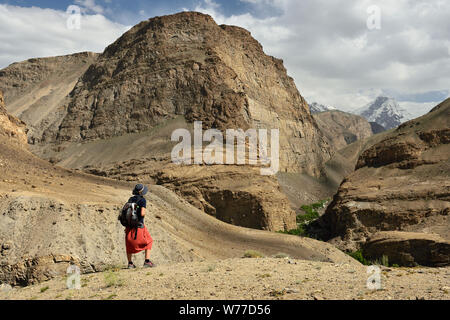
left=0, top=52, right=98, bottom=144
left=0, top=12, right=340, bottom=231
left=319, top=99, right=450, bottom=266
left=0, top=97, right=357, bottom=286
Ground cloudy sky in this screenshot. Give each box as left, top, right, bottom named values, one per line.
left=0, top=0, right=449, bottom=114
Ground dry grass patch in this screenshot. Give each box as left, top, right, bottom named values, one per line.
left=103, top=270, right=124, bottom=288
left=243, top=250, right=265, bottom=258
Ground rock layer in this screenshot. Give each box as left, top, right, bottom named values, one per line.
left=362, top=231, right=450, bottom=267
left=83, top=156, right=297, bottom=232
left=319, top=99, right=450, bottom=262
left=154, top=164, right=297, bottom=231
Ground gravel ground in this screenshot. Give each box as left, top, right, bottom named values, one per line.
left=1, top=258, right=449, bottom=300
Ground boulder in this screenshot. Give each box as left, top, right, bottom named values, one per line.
left=362, top=231, right=450, bottom=267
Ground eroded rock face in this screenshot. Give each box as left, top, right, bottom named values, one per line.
left=154, top=164, right=297, bottom=231
left=319, top=99, right=450, bottom=259
left=355, top=128, right=450, bottom=170
left=313, top=110, right=373, bottom=152
left=46, top=12, right=331, bottom=177
left=83, top=157, right=297, bottom=232
left=0, top=90, right=28, bottom=146
left=0, top=254, right=80, bottom=287
left=362, top=232, right=450, bottom=267
left=0, top=195, right=124, bottom=286
left=0, top=192, right=199, bottom=287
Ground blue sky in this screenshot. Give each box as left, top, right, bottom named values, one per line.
left=1, top=0, right=281, bottom=24
left=0, top=0, right=449, bottom=113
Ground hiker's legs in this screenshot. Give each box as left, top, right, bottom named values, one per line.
left=145, top=233, right=153, bottom=260
left=127, top=253, right=132, bottom=263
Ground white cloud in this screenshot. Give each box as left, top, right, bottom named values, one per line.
left=398, top=101, right=436, bottom=119
left=194, top=0, right=450, bottom=111
left=75, top=0, right=105, bottom=14
left=0, top=4, right=130, bottom=68
left=0, top=1, right=448, bottom=114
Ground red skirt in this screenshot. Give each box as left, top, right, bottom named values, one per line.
left=125, top=226, right=153, bottom=254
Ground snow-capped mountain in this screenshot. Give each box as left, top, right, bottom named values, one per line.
left=309, top=102, right=336, bottom=114
left=355, top=97, right=412, bottom=130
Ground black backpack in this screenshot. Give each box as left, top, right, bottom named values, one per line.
left=118, top=196, right=142, bottom=233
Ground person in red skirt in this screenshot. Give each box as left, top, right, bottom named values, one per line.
left=125, top=184, right=155, bottom=269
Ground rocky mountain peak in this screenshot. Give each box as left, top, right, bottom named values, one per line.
left=356, top=96, right=411, bottom=130
left=47, top=11, right=331, bottom=176
left=309, top=102, right=336, bottom=114
left=373, top=96, right=390, bottom=104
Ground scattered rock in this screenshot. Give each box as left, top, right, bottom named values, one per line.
left=0, top=283, right=12, bottom=292
left=285, top=288, right=299, bottom=294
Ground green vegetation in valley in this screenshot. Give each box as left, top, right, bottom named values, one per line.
left=278, top=199, right=329, bottom=238
left=347, top=250, right=371, bottom=265
left=346, top=250, right=400, bottom=268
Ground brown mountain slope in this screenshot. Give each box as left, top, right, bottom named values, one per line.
left=276, top=127, right=391, bottom=208
left=28, top=116, right=298, bottom=231
left=318, top=99, right=450, bottom=266
left=0, top=100, right=357, bottom=286
left=29, top=11, right=331, bottom=177
left=0, top=52, right=99, bottom=144
left=313, top=110, right=373, bottom=152
left=0, top=12, right=338, bottom=230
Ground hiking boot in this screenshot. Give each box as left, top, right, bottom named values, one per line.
left=143, top=260, right=155, bottom=268
left=128, top=262, right=136, bottom=269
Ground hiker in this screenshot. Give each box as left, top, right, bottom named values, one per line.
left=121, top=184, right=155, bottom=269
